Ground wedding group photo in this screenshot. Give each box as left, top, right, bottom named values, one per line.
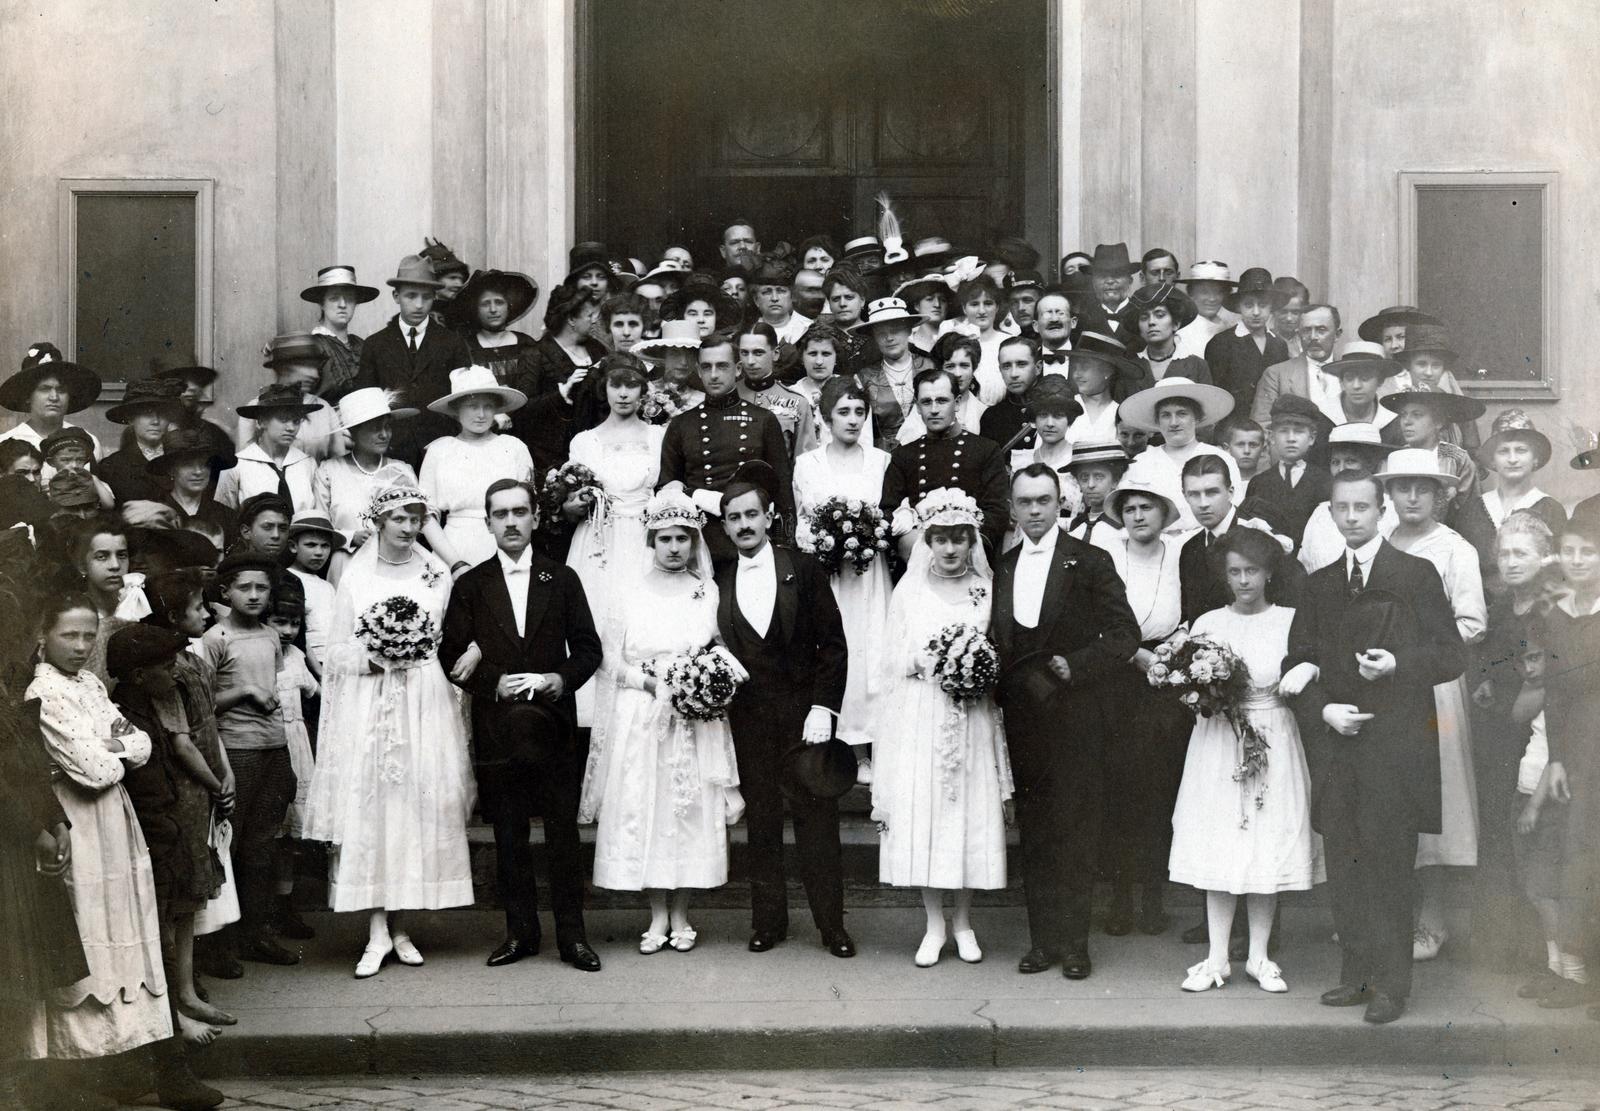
left=1, top=0, right=1597, bottom=1109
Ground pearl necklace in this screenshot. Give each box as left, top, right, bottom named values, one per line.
left=350, top=454, right=386, bottom=476
left=375, top=548, right=414, bottom=566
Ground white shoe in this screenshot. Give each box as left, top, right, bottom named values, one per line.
left=1412, top=926, right=1446, bottom=961
left=915, top=930, right=946, bottom=968
left=1246, top=957, right=1288, bottom=993
left=639, top=931, right=668, bottom=955
left=669, top=927, right=698, bottom=953
left=953, top=928, right=982, bottom=963
left=391, top=933, right=423, bottom=966
left=354, top=940, right=392, bottom=979
left=1181, top=959, right=1229, bottom=992
left=856, top=759, right=873, bottom=786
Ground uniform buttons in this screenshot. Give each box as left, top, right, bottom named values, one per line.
left=954, top=449, right=962, bottom=457
left=739, top=434, right=748, bottom=441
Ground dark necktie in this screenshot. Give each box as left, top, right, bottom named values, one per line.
left=1203, top=530, right=1214, bottom=548
left=1348, top=557, right=1365, bottom=597
left=270, top=460, right=292, bottom=506
left=1282, top=463, right=1296, bottom=487
left=407, top=327, right=420, bottom=353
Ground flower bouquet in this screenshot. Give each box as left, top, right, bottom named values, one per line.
left=924, top=622, right=1000, bottom=702
left=641, top=380, right=699, bottom=425
left=355, top=596, right=439, bottom=666
left=805, top=496, right=892, bottom=576
left=643, top=643, right=746, bottom=722
left=540, top=461, right=604, bottom=532
left=1147, top=628, right=1270, bottom=827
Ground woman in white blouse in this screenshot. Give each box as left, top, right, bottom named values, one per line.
left=1119, top=378, right=1242, bottom=534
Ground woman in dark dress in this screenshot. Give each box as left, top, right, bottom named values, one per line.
left=446, top=269, right=542, bottom=397
left=517, top=286, right=608, bottom=473
left=302, top=266, right=380, bottom=401
left=98, top=380, right=186, bottom=509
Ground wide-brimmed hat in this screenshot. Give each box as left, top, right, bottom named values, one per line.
left=1396, top=323, right=1457, bottom=364
left=1128, top=282, right=1197, bottom=329
left=1324, top=340, right=1400, bottom=380
left=299, top=265, right=380, bottom=305
left=1375, top=447, right=1457, bottom=486
left=1088, top=242, right=1140, bottom=276
left=1379, top=388, right=1486, bottom=426
left=1357, top=305, right=1442, bottom=344
left=261, top=332, right=326, bottom=370
left=782, top=737, right=857, bottom=802
left=748, top=259, right=796, bottom=289
left=1064, top=331, right=1139, bottom=380
left=285, top=509, right=349, bottom=549
left=1480, top=408, right=1552, bottom=471
left=146, top=427, right=237, bottom=476
left=1119, top=376, right=1235, bottom=432
left=1572, top=427, right=1600, bottom=471
left=841, top=236, right=882, bottom=261
left=105, top=376, right=186, bottom=424
left=1024, top=374, right=1080, bottom=418
left=992, top=237, right=1041, bottom=273
left=1177, top=261, right=1236, bottom=288
left=1223, top=268, right=1286, bottom=313
left=427, top=365, right=527, bottom=416
left=147, top=350, right=217, bottom=387
left=640, top=258, right=690, bottom=286
left=444, top=269, right=540, bottom=330
left=1327, top=422, right=1398, bottom=457
left=660, top=278, right=741, bottom=328
left=236, top=382, right=322, bottom=420
left=335, top=387, right=418, bottom=431
left=911, top=237, right=955, bottom=268
left=1104, top=474, right=1181, bottom=529
left=106, top=624, right=188, bottom=681
left=563, top=241, right=612, bottom=286
left=893, top=272, right=948, bottom=306
left=631, top=319, right=705, bottom=362
left=1064, top=439, right=1129, bottom=469
left=852, top=297, right=921, bottom=332
left=386, top=254, right=444, bottom=290
left=131, top=526, right=220, bottom=572
left=0, top=343, right=101, bottom=414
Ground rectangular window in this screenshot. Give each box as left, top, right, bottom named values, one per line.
left=1399, top=171, right=1558, bottom=400
left=58, top=179, right=213, bottom=397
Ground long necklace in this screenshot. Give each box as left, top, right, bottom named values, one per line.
left=1125, top=540, right=1168, bottom=631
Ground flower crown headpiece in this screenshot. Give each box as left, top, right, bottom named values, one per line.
left=364, top=482, right=434, bottom=526
left=643, top=489, right=706, bottom=532
left=915, top=487, right=983, bottom=530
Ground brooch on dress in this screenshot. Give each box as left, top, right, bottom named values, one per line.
left=692, top=582, right=706, bottom=600
left=421, top=565, right=443, bottom=588
left=968, top=584, right=988, bottom=607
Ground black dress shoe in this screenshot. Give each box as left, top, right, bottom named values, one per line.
left=1320, top=983, right=1373, bottom=1007
left=240, top=931, right=300, bottom=966
left=1017, top=947, right=1058, bottom=974
left=1138, top=905, right=1171, bottom=936
left=748, top=930, right=787, bottom=953
left=1363, top=992, right=1406, bottom=1024
left=1061, top=949, right=1092, bottom=980
left=1181, top=919, right=1209, bottom=944
left=558, top=941, right=602, bottom=972
left=487, top=936, right=540, bottom=967
left=156, top=1057, right=225, bottom=1111
left=822, top=929, right=856, bottom=958
left=1102, top=899, right=1134, bottom=937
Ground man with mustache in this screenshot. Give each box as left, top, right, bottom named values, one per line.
left=441, top=478, right=604, bottom=972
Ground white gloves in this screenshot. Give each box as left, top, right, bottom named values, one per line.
left=803, top=706, right=834, bottom=745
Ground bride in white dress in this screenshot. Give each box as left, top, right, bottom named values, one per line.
left=579, top=490, right=745, bottom=955
left=305, top=482, right=476, bottom=978
left=562, top=355, right=665, bottom=725
left=871, top=488, right=1012, bottom=968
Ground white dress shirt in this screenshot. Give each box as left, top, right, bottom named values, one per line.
left=400, top=314, right=430, bottom=349
left=1012, top=523, right=1059, bottom=629
left=1345, top=533, right=1383, bottom=589
left=736, top=542, right=777, bottom=638
left=1306, top=353, right=1343, bottom=421
left=1279, top=460, right=1306, bottom=488
left=499, top=546, right=533, bottom=637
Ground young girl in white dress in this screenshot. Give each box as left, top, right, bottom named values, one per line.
left=562, top=355, right=665, bottom=725
left=792, top=378, right=892, bottom=781
left=871, top=489, right=1013, bottom=968
left=304, top=483, right=476, bottom=978
left=1168, top=527, right=1320, bottom=994
left=313, top=388, right=418, bottom=584
left=579, top=491, right=744, bottom=955
left=420, top=366, right=533, bottom=578
left=1377, top=448, right=1487, bottom=961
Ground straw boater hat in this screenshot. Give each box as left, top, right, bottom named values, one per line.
left=1357, top=305, right=1442, bottom=344
left=1118, top=376, right=1235, bottom=432
left=852, top=297, right=921, bottom=332
left=1379, top=387, right=1486, bottom=427
left=427, top=365, right=527, bottom=416
left=1104, top=474, right=1181, bottom=530
left=1327, top=422, right=1398, bottom=459
left=262, top=332, right=326, bottom=370
left=146, top=427, right=237, bottom=477
left=1128, top=282, right=1198, bottom=329
left=841, top=236, right=883, bottom=263
left=911, top=237, right=955, bottom=268
left=0, top=343, right=101, bottom=414
left=335, top=387, right=417, bottom=431
left=632, top=319, right=705, bottom=362
left=1324, top=339, right=1400, bottom=380
left=235, top=382, right=321, bottom=420
left=443, top=269, right=540, bottom=330
left=386, top=254, right=444, bottom=290
left=1375, top=447, right=1456, bottom=486
left=1480, top=409, right=1552, bottom=470
left=1223, top=268, right=1286, bottom=313
left=1064, top=439, right=1130, bottom=471
left=1177, top=260, right=1236, bottom=289
left=300, top=265, right=379, bottom=305
left=105, top=376, right=185, bottom=425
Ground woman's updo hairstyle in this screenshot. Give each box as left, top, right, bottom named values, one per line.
left=1211, top=524, right=1283, bottom=581
left=819, top=376, right=869, bottom=420
left=931, top=332, right=982, bottom=377
left=954, top=273, right=1005, bottom=310
left=821, top=264, right=870, bottom=301
left=543, top=283, right=590, bottom=333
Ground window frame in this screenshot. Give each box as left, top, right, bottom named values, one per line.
left=57, top=178, right=214, bottom=401
left=1397, top=170, right=1559, bottom=402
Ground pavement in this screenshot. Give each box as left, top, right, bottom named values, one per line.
left=195, top=906, right=1600, bottom=1079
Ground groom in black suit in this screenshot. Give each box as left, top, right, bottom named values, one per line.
left=713, top=468, right=854, bottom=957
left=441, top=478, right=604, bottom=971
left=1283, top=469, right=1464, bottom=1024
left=992, top=463, right=1140, bottom=979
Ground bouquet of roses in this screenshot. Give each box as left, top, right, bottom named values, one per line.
left=643, top=643, right=746, bottom=722
left=924, top=622, right=1000, bottom=702
left=1147, top=628, right=1270, bottom=826
left=539, top=461, right=604, bottom=532
left=641, top=380, right=699, bottom=425
left=805, top=496, right=892, bottom=576
left=355, top=596, right=439, bottom=666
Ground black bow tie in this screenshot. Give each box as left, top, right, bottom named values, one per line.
left=1042, top=352, right=1068, bottom=366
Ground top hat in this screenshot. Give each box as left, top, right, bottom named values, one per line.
left=1481, top=409, right=1552, bottom=471
left=1118, top=376, right=1235, bottom=432
left=105, top=376, right=186, bottom=425
left=632, top=319, right=707, bottom=362
left=146, top=426, right=237, bottom=477
left=0, top=343, right=101, bottom=414
left=147, top=350, right=217, bottom=387
left=1324, top=340, right=1400, bottom=380
left=1223, top=268, right=1286, bottom=313
left=841, top=236, right=883, bottom=261
left=236, top=382, right=322, bottom=420
left=1128, top=282, right=1198, bottom=329
left=262, top=332, right=325, bottom=370
left=418, top=237, right=469, bottom=280
left=1088, top=242, right=1140, bottom=276
left=427, top=365, right=528, bottom=416
left=1357, top=305, right=1442, bottom=344
left=1104, top=474, right=1180, bottom=530
left=386, top=254, right=445, bottom=290
left=1178, top=261, right=1236, bottom=288
left=335, top=387, right=418, bottom=431
left=852, top=297, right=922, bottom=332
left=300, top=265, right=379, bottom=305
left=444, top=269, right=540, bottom=330
left=782, top=736, right=857, bottom=802
left=1396, top=323, right=1457, bottom=365
left=1379, top=388, right=1486, bottom=426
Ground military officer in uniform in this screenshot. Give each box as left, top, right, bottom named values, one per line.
left=658, top=330, right=794, bottom=565
left=882, top=366, right=1010, bottom=558
left=736, top=322, right=818, bottom=459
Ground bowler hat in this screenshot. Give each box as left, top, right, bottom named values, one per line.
left=1088, top=243, right=1140, bottom=276
left=0, top=343, right=101, bottom=414
left=300, top=265, right=380, bottom=305
left=444, top=269, right=540, bottom=330
left=1223, top=268, right=1286, bottom=313
left=147, top=427, right=237, bottom=477
left=1480, top=409, right=1552, bottom=471
left=782, top=736, right=857, bottom=802
left=106, top=624, right=188, bottom=680
left=486, top=700, right=568, bottom=772
left=105, top=376, right=186, bottom=425
left=386, top=254, right=445, bottom=290
left=1128, top=282, right=1198, bottom=329
left=1357, top=305, right=1442, bottom=344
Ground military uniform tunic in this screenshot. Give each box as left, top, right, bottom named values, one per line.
left=881, top=427, right=1010, bottom=553
left=658, top=391, right=794, bottom=560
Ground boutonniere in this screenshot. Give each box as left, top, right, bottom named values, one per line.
left=783, top=572, right=796, bottom=584
left=1062, top=558, right=1079, bottom=571
left=968, top=584, right=988, bottom=607
left=538, top=570, right=554, bottom=583
left=421, top=565, right=443, bottom=588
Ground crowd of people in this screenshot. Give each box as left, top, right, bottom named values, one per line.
left=0, top=215, right=1597, bottom=1110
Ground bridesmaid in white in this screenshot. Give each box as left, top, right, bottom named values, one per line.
left=871, top=489, right=1012, bottom=967
left=419, top=366, right=533, bottom=579
left=562, top=354, right=665, bottom=725
left=579, top=491, right=743, bottom=955
left=792, top=378, right=892, bottom=781
left=1377, top=448, right=1486, bottom=961
left=312, top=388, right=418, bottom=584
left=1169, top=527, right=1320, bottom=994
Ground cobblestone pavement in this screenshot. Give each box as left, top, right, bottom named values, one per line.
left=211, top=1067, right=1600, bottom=1110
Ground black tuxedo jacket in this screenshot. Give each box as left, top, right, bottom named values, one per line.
left=1204, top=328, right=1290, bottom=416
left=355, top=318, right=474, bottom=462
left=1285, top=540, right=1465, bottom=834
left=1177, top=502, right=1305, bottom=626
left=441, top=550, right=602, bottom=768
left=1247, top=464, right=1331, bottom=552
left=714, top=546, right=848, bottom=730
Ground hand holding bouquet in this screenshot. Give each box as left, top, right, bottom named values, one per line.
left=923, top=622, right=1000, bottom=702
left=643, top=643, right=747, bottom=721
left=356, top=596, right=440, bottom=667
left=540, top=462, right=604, bottom=528
left=804, top=496, right=892, bottom=576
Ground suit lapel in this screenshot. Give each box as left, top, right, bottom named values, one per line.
left=773, top=547, right=797, bottom=645
left=993, top=554, right=1016, bottom=655
left=717, top=566, right=736, bottom=642
left=485, top=564, right=522, bottom=644
left=523, top=564, right=553, bottom=643
left=1036, top=543, right=1077, bottom=642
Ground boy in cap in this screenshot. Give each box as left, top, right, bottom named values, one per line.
left=41, top=427, right=115, bottom=509
left=1204, top=268, right=1290, bottom=415
left=284, top=510, right=344, bottom=676
left=238, top=334, right=340, bottom=459
left=1249, top=394, right=1333, bottom=552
